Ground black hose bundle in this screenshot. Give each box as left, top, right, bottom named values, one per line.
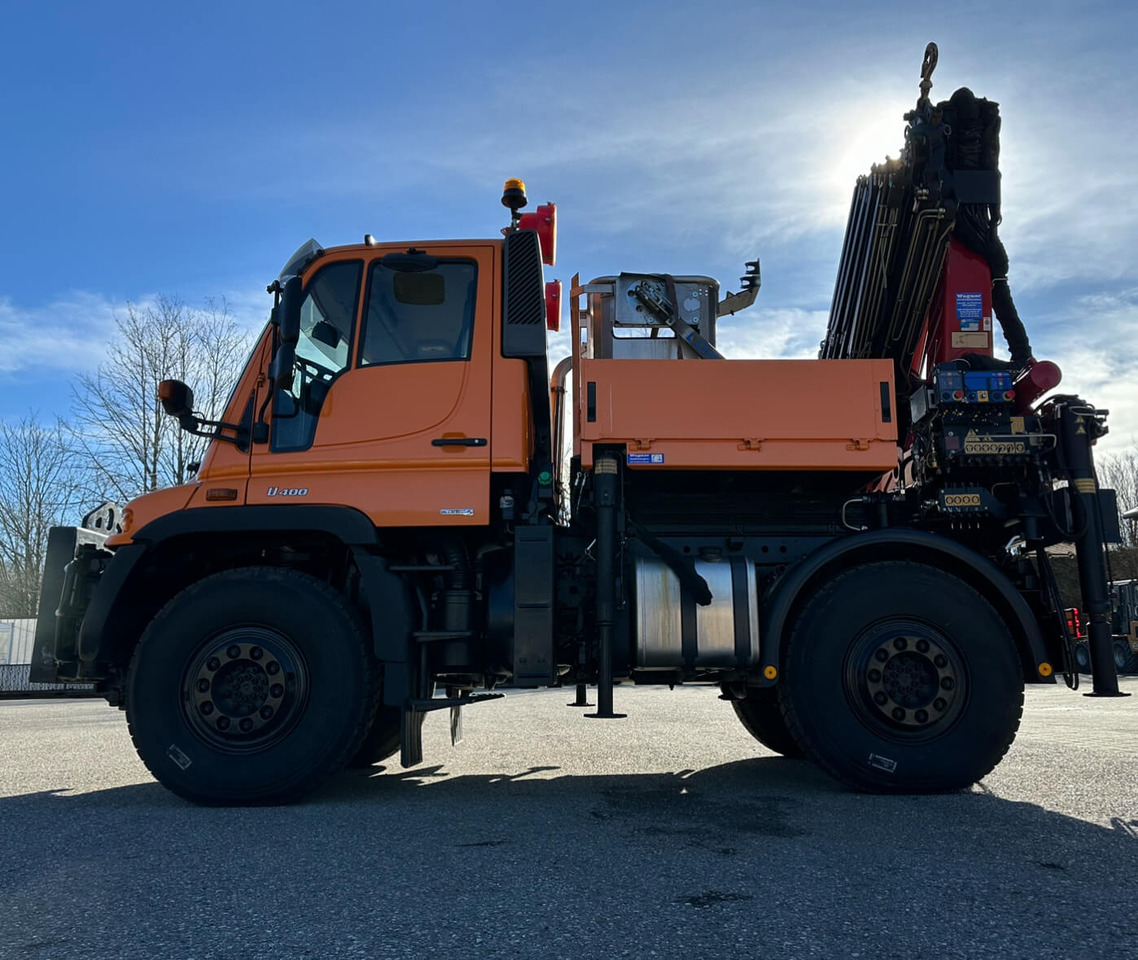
left=937, top=88, right=1034, bottom=368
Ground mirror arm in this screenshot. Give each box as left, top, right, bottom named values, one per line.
left=176, top=413, right=249, bottom=449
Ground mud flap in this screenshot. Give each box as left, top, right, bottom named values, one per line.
left=400, top=694, right=504, bottom=767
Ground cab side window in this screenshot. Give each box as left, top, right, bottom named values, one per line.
left=359, top=260, right=477, bottom=366
left=272, top=260, right=362, bottom=452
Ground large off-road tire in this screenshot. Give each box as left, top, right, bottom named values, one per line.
left=1074, top=641, right=1092, bottom=674
left=1113, top=639, right=1138, bottom=674
left=731, top=689, right=805, bottom=758
left=348, top=703, right=401, bottom=768
left=779, top=560, right=1024, bottom=793
left=126, top=567, right=379, bottom=805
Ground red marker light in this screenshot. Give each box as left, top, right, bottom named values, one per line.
left=518, top=202, right=557, bottom=266
left=953, top=389, right=965, bottom=400
left=545, top=280, right=562, bottom=332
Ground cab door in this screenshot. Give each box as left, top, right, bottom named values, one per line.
left=248, top=243, right=495, bottom=527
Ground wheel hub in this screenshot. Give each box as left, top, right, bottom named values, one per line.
left=183, top=629, right=308, bottom=752
left=847, top=624, right=964, bottom=737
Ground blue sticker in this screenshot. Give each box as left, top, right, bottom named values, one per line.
left=956, top=292, right=983, bottom=328
left=627, top=453, right=665, bottom=465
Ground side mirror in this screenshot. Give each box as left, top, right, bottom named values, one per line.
left=279, top=275, right=303, bottom=346
left=269, top=343, right=296, bottom=393
left=158, top=379, right=195, bottom=426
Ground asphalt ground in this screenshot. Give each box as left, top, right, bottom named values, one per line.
left=1, top=679, right=1136, bottom=960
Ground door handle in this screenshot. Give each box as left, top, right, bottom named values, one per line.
left=431, top=437, right=488, bottom=447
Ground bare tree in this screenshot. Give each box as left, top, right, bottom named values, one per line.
left=71, top=295, right=251, bottom=502
left=1098, top=442, right=1138, bottom=581
left=0, top=414, right=82, bottom=616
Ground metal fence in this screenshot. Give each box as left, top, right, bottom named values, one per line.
left=0, top=619, right=97, bottom=698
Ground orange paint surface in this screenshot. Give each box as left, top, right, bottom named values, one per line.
left=245, top=242, right=497, bottom=527
left=575, top=357, right=898, bottom=471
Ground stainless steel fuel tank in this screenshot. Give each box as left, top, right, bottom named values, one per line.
left=633, top=557, right=760, bottom=670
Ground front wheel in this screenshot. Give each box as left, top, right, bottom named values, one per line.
left=348, top=704, right=401, bottom=767
left=779, top=560, right=1024, bottom=793
left=126, top=567, right=379, bottom=805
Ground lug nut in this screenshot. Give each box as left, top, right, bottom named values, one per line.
left=226, top=645, right=242, bottom=660
left=941, top=677, right=955, bottom=691
left=916, top=639, right=930, bottom=653
left=915, top=709, right=929, bottom=723
left=874, top=692, right=888, bottom=705
left=250, top=646, right=263, bottom=660
left=206, top=657, right=221, bottom=672
left=196, top=679, right=210, bottom=693
left=868, top=669, right=881, bottom=683
left=216, top=717, right=231, bottom=731
left=266, top=662, right=281, bottom=676
left=239, top=718, right=254, bottom=733
left=875, top=649, right=889, bottom=663
left=269, top=683, right=284, bottom=698
left=933, top=697, right=947, bottom=711
left=260, top=706, right=274, bottom=720
left=892, top=707, right=906, bottom=721
left=934, top=654, right=948, bottom=668
left=893, top=637, right=908, bottom=651
left=200, top=701, right=214, bottom=715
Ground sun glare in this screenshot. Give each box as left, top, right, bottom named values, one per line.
left=828, top=106, right=910, bottom=201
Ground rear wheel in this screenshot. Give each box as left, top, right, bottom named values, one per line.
left=731, top=689, right=805, bottom=758
left=779, top=560, right=1024, bottom=793
left=126, top=567, right=379, bottom=805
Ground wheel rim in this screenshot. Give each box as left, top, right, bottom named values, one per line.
left=182, top=626, right=310, bottom=754
left=844, top=618, right=967, bottom=742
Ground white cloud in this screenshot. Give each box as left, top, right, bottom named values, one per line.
left=0, top=288, right=270, bottom=384
left=717, top=307, right=828, bottom=360
left=1026, top=288, right=1138, bottom=456
left=0, top=293, right=120, bottom=375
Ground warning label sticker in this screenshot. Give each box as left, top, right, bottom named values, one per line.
left=951, top=332, right=989, bottom=349
left=956, top=292, right=983, bottom=331
left=627, top=453, right=665, bottom=465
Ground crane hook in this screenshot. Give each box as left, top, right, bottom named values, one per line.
left=918, top=41, right=938, bottom=108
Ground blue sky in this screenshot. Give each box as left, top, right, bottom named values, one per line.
left=2, top=1, right=1136, bottom=453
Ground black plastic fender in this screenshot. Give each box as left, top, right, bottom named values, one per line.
left=133, top=504, right=380, bottom=545
left=77, top=505, right=413, bottom=680
left=758, top=529, right=1053, bottom=686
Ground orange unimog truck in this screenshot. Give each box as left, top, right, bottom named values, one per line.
left=33, top=47, right=1125, bottom=804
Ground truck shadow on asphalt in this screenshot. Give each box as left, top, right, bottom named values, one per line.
left=5, top=756, right=1138, bottom=956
